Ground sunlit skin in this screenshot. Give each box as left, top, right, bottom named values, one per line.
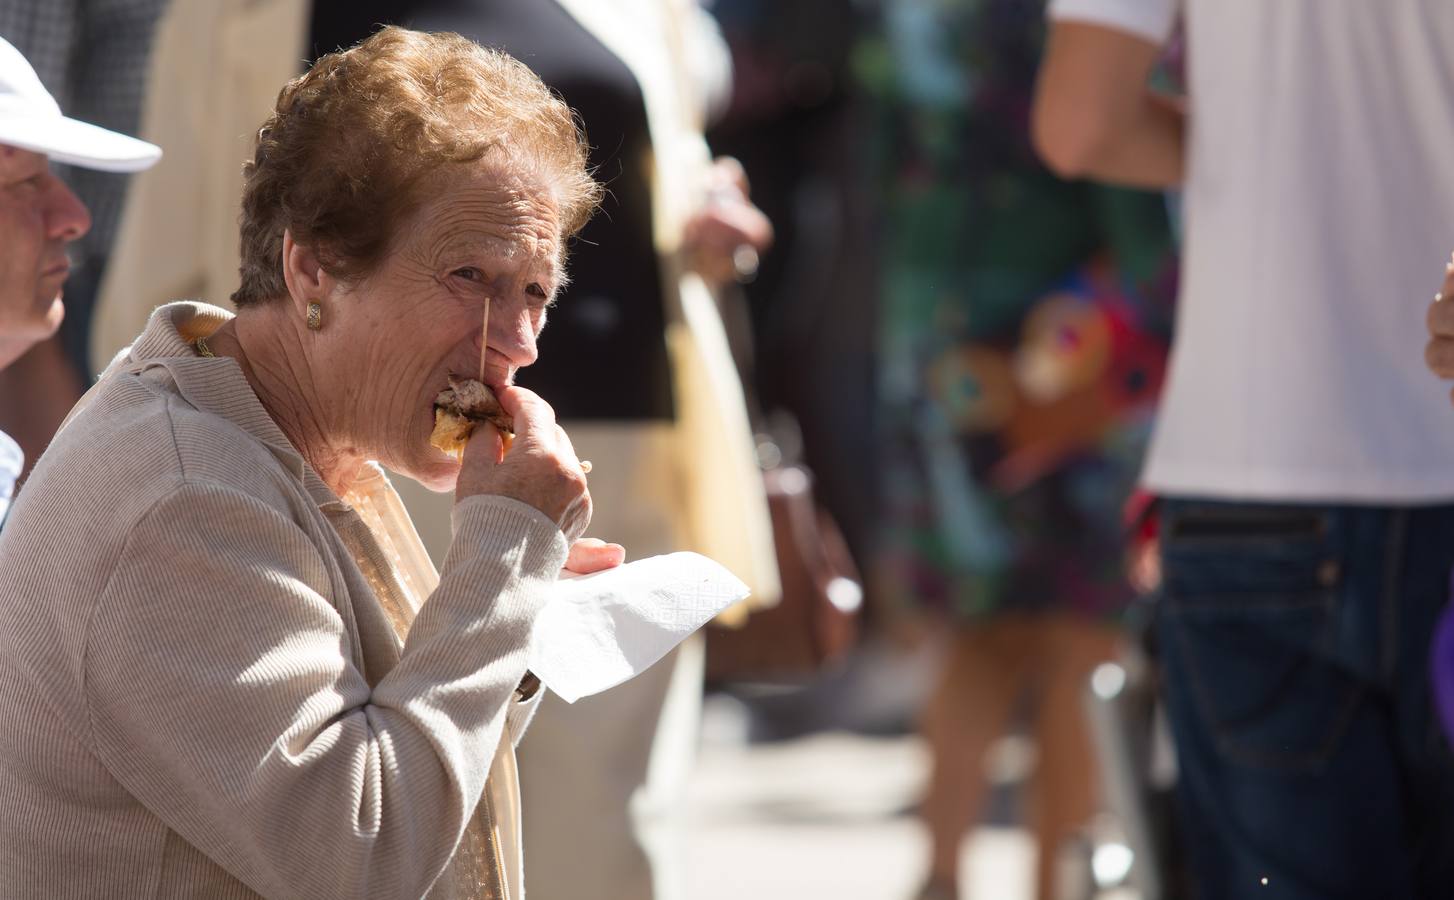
left=683, top=156, right=773, bottom=286
left=202, top=159, right=622, bottom=571
left=1425, top=255, right=1454, bottom=403
left=0, top=145, right=91, bottom=369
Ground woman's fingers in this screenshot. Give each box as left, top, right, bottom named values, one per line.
left=564, top=538, right=626, bottom=574
left=684, top=158, right=773, bottom=288
left=1428, top=333, right=1454, bottom=379
left=1431, top=293, right=1454, bottom=335
left=455, top=385, right=591, bottom=538
left=1426, top=256, right=1454, bottom=380
left=684, top=203, right=774, bottom=287
left=493, top=385, right=556, bottom=445
left=543, top=423, right=592, bottom=540
left=459, top=421, right=506, bottom=466
left=553, top=425, right=589, bottom=475
left=692, top=202, right=774, bottom=254
left=711, top=155, right=750, bottom=196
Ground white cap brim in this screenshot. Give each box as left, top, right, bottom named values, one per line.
left=0, top=112, right=161, bottom=173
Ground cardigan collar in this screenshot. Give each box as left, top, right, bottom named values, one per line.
left=124, top=301, right=381, bottom=511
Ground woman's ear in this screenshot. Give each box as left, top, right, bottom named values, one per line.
left=280, top=229, right=337, bottom=319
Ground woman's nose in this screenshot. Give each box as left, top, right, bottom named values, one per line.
left=493, top=307, right=539, bottom=370
left=46, top=177, right=91, bottom=242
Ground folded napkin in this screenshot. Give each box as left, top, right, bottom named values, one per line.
left=528, top=551, right=749, bottom=703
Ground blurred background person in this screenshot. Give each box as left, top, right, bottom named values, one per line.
left=1037, top=1, right=1454, bottom=898
left=0, top=34, right=159, bottom=523
left=98, top=2, right=780, bottom=899
left=90, top=0, right=309, bottom=369
left=855, top=1, right=1178, bottom=897
left=707, top=0, right=879, bottom=576
left=0, top=0, right=167, bottom=477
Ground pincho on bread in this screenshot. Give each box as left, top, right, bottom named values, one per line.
left=430, top=375, right=515, bottom=458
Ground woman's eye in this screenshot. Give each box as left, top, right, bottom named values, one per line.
left=452, top=267, right=484, bottom=283
left=526, top=283, right=548, bottom=300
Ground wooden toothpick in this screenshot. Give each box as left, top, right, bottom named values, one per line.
left=479, top=294, right=490, bottom=384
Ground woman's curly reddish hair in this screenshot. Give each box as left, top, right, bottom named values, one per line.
left=231, top=26, right=601, bottom=307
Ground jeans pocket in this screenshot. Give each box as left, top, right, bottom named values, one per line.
left=1160, top=503, right=1363, bottom=773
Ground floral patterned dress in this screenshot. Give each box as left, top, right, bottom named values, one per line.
left=858, top=0, right=1179, bottom=621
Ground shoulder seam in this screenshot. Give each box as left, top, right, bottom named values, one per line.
left=159, top=386, right=188, bottom=482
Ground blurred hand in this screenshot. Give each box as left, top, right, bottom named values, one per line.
left=564, top=537, right=626, bottom=575
left=1122, top=489, right=1161, bottom=595
left=455, top=385, right=592, bottom=541
left=1126, top=537, right=1162, bottom=595
left=684, top=157, right=773, bottom=288
left=1425, top=255, right=1454, bottom=397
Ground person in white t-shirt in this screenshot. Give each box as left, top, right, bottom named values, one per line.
left=0, top=36, right=159, bottom=523
left=1035, top=2, right=1454, bottom=897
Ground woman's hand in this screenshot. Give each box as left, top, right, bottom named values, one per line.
left=564, top=538, right=626, bottom=575
left=1425, top=254, right=1454, bottom=396
left=455, top=385, right=592, bottom=541
left=684, top=157, right=773, bottom=288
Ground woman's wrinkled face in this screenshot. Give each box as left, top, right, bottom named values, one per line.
left=326, top=163, right=565, bottom=491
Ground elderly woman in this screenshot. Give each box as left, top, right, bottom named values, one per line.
left=0, top=27, right=615, bottom=900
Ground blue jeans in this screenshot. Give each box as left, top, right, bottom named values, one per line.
left=1157, top=499, right=1454, bottom=900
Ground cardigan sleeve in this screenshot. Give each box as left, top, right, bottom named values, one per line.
left=83, top=483, right=567, bottom=900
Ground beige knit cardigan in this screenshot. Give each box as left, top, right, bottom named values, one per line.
left=0, top=302, right=565, bottom=898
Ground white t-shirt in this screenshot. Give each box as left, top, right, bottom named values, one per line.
left=1049, top=0, right=1454, bottom=503
left=0, top=429, right=21, bottom=524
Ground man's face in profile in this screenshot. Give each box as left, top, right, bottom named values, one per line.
left=0, top=145, right=90, bottom=361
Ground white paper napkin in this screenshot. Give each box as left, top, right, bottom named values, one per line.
left=528, top=551, right=750, bottom=703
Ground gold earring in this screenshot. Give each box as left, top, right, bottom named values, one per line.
left=306, top=302, right=322, bottom=331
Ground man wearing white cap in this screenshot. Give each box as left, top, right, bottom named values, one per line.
left=0, top=35, right=159, bottom=522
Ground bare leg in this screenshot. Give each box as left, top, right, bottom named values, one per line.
left=1029, top=618, right=1121, bottom=900
left=919, top=618, right=1032, bottom=896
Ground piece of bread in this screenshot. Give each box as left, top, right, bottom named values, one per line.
left=429, top=406, right=476, bottom=459
left=430, top=378, right=515, bottom=458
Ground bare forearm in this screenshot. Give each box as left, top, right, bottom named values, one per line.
left=0, top=335, right=84, bottom=478
left=1033, top=22, right=1185, bottom=189
left=1066, top=90, right=1185, bottom=188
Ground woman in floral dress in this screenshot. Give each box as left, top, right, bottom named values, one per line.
left=857, top=2, right=1178, bottom=896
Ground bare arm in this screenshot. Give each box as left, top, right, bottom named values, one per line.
left=1032, top=21, right=1185, bottom=189
left=0, top=335, right=84, bottom=480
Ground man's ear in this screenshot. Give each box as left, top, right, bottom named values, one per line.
left=280, top=229, right=337, bottom=318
